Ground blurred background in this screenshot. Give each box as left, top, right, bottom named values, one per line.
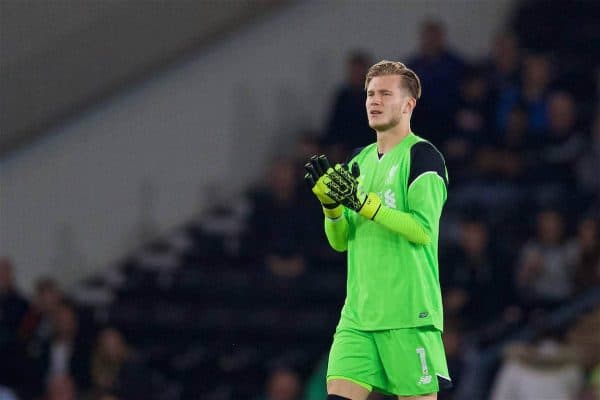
left=1, top=0, right=599, bottom=399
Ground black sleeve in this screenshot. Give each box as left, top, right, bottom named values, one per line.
left=408, top=141, right=448, bottom=187
left=346, top=146, right=365, bottom=164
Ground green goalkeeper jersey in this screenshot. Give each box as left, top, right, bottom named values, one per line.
left=337, top=132, right=448, bottom=331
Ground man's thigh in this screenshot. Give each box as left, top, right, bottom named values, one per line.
left=327, top=378, right=371, bottom=400
left=327, top=327, right=387, bottom=392
left=374, top=326, right=451, bottom=397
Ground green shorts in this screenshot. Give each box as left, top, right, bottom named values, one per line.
left=326, top=326, right=451, bottom=396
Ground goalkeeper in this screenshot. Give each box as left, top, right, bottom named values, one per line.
left=305, top=61, right=451, bottom=400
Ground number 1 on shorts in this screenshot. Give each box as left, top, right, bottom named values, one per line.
left=416, top=347, right=429, bottom=375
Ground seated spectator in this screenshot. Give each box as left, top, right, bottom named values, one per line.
left=476, top=106, right=536, bottom=185
left=484, top=31, right=520, bottom=95
left=569, top=217, right=600, bottom=294
left=567, top=305, right=600, bottom=399
left=439, top=319, right=464, bottom=400
left=38, top=302, right=91, bottom=394
left=407, top=19, right=465, bottom=145
left=581, top=364, right=600, bottom=400
left=259, top=366, right=301, bottom=400
left=444, top=67, right=494, bottom=185
left=495, top=52, right=553, bottom=135
left=324, top=51, right=373, bottom=160
left=89, top=327, right=162, bottom=400
left=18, top=277, right=64, bottom=351
left=45, top=374, right=78, bottom=400
left=0, top=258, right=28, bottom=342
left=516, top=209, right=575, bottom=308
left=242, top=157, right=319, bottom=278
left=531, top=91, right=585, bottom=190
left=576, top=112, right=600, bottom=200
left=441, top=215, right=515, bottom=329
left=490, top=337, right=584, bottom=400
left=0, top=258, right=29, bottom=393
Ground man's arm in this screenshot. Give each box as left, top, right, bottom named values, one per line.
left=373, top=141, right=447, bottom=244
left=330, top=141, right=446, bottom=244
left=324, top=211, right=349, bottom=252
left=321, top=147, right=363, bottom=252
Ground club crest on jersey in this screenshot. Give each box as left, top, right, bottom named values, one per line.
left=382, top=189, right=396, bottom=209
left=385, top=165, right=399, bottom=184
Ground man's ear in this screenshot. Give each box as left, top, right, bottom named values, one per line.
left=404, top=97, right=416, bottom=114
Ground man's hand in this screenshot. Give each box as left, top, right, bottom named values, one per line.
left=326, top=163, right=382, bottom=220
left=304, top=155, right=338, bottom=208
left=304, top=155, right=344, bottom=219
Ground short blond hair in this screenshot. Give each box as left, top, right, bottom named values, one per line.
left=364, top=60, right=422, bottom=100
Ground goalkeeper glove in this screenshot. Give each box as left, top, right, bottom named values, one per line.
left=304, top=155, right=343, bottom=218
left=325, top=163, right=382, bottom=220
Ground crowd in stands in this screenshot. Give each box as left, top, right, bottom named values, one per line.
left=0, top=259, right=175, bottom=400
left=2, top=2, right=599, bottom=399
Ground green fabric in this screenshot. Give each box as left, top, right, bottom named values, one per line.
left=326, top=326, right=449, bottom=396
left=373, top=204, right=431, bottom=245
left=333, top=132, right=447, bottom=331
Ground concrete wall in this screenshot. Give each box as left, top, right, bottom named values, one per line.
left=0, top=0, right=515, bottom=292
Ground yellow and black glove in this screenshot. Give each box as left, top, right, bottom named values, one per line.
left=326, top=163, right=382, bottom=220
left=304, top=155, right=343, bottom=219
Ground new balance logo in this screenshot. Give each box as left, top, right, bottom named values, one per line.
left=418, top=375, right=432, bottom=385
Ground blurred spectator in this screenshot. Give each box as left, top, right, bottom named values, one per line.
left=576, top=112, right=600, bottom=199
left=441, top=216, right=515, bottom=328
left=260, top=366, right=301, bottom=400
left=293, top=132, right=322, bottom=169
left=439, top=319, right=463, bottom=400
left=444, top=67, right=494, bottom=184
left=496, top=52, right=553, bottom=135
left=0, top=258, right=29, bottom=393
left=38, top=302, right=91, bottom=393
left=45, top=374, right=78, bottom=400
left=490, top=338, right=584, bottom=400
left=532, top=91, right=585, bottom=189
left=0, top=258, right=28, bottom=341
left=18, top=278, right=63, bottom=350
left=408, top=19, right=465, bottom=145
left=324, top=51, right=373, bottom=159
left=569, top=217, right=600, bottom=294
left=484, top=31, right=520, bottom=94
left=581, top=365, right=600, bottom=400
left=566, top=306, right=600, bottom=385
left=475, top=105, right=535, bottom=185
left=516, top=209, right=575, bottom=308
left=243, top=157, right=318, bottom=278
left=89, top=327, right=162, bottom=400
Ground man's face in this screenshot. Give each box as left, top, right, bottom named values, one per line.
left=366, top=75, right=411, bottom=132
left=548, top=93, right=575, bottom=134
